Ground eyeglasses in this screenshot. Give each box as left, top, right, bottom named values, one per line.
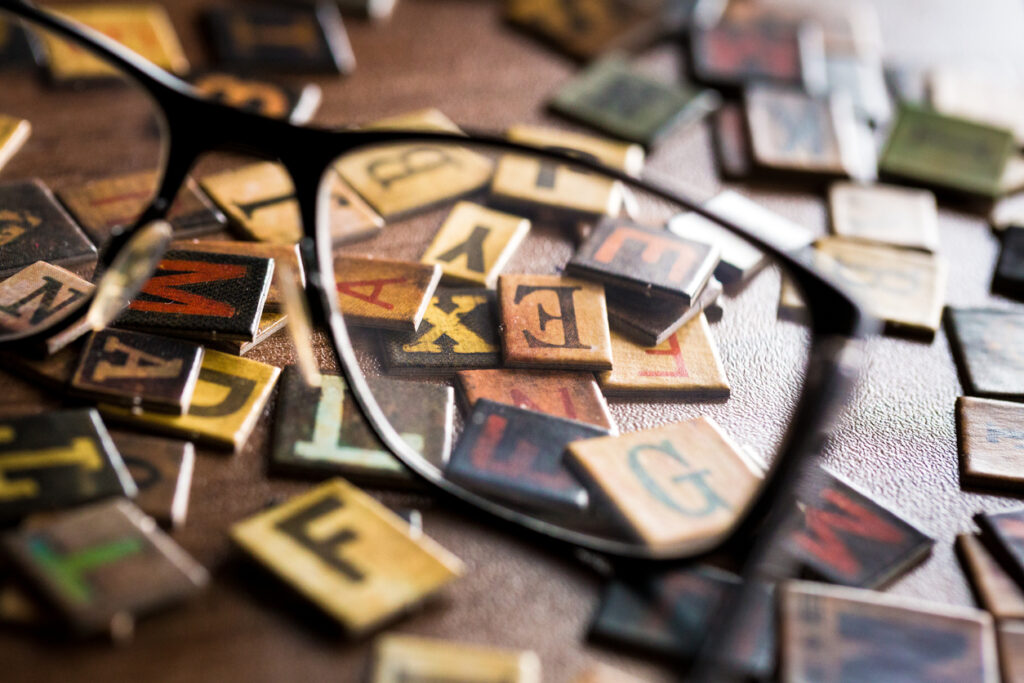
left=0, top=0, right=875, bottom=676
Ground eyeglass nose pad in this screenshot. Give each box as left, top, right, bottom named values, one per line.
left=276, top=260, right=321, bottom=388
left=86, top=219, right=173, bottom=332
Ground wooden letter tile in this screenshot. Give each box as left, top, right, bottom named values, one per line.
left=230, top=478, right=464, bottom=634
left=589, top=567, right=774, bottom=676
left=115, top=249, right=274, bottom=342
left=829, top=182, right=939, bottom=252
left=956, top=534, right=1024, bottom=621
left=785, top=470, right=933, bottom=588
left=498, top=274, right=613, bottom=371
left=446, top=399, right=609, bottom=514
left=271, top=366, right=453, bottom=485
left=995, top=226, right=1024, bottom=301
left=373, top=633, right=541, bottom=683
left=780, top=580, right=999, bottom=683
left=931, top=67, right=1024, bottom=146
left=947, top=308, right=1024, bottom=400
left=71, top=329, right=203, bottom=414
left=0, top=114, right=30, bottom=174
left=599, top=314, right=730, bottom=399
left=503, top=0, right=666, bottom=61
left=0, top=180, right=97, bottom=278
left=41, top=4, right=189, bottom=81
left=191, top=72, right=322, bottom=124
left=550, top=54, right=719, bottom=147
left=335, top=109, right=493, bottom=219
left=744, top=85, right=863, bottom=181
left=205, top=3, right=354, bottom=74
left=0, top=409, right=136, bottom=523
left=549, top=54, right=718, bottom=147
left=209, top=310, right=288, bottom=356
left=1000, top=622, right=1024, bottom=683
left=113, top=433, right=194, bottom=530
left=690, top=13, right=827, bottom=92
left=490, top=124, right=642, bottom=222
left=169, top=239, right=304, bottom=311
left=100, top=350, right=280, bottom=452
left=0, top=262, right=94, bottom=337
left=604, top=277, right=722, bottom=346
left=1, top=499, right=208, bottom=637
left=813, top=238, right=947, bottom=339
left=334, top=255, right=442, bottom=332
left=566, top=417, right=762, bottom=549
left=976, top=508, right=1024, bottom=589
left=58, top=171, right=225, bottom=246
left=199, top=162, right=300, bottom=244
left=420, top=202, right=530, bottom=288
left=322, top=167, right=386, bottom=246
left=958, top=396, right=1024, bottom=492
left=711, top=103, right=753, bottom=180
left=880, top=103, right=1015, bottom=200
left=456, top=368, right=616, bottom=433
left=380, top=287, right=501, bottom=374
left=568, top=218, right=719, bottom=303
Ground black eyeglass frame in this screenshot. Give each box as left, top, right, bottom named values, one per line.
left=0, top=0, right=876, bottom=572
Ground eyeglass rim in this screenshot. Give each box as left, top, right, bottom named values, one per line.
left=0, top=0, right=878, bottom=566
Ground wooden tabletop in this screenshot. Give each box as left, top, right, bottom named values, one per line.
left=4, top=1, right=1024, bottom=681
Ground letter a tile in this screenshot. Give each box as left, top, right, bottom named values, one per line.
left=373, top=634, right=541, bottom=683
left=490, top=124, right=643, bottom=223
left=566, top=417, right=762, bottom=550
left=99, top=350, right=280, bottom=452
left=113, top=433, right=194, bottom=530
left=599, top=314, right=730, bottom=399
left=380, top=288, right=501, bottom=374
left=946, top=308, right=1024, bottom=400
left=446, top=399, right=609, bottom=514
left=71, top=329, right=204, bottom=414
left=549, top=54, right=720, bottom=147
left=498, top=274, right=613, bottom=371
left=780, top=581, right=999, bottom=683
left=115, top=249, right=274, bottom=342
left=271, top=366, right=453, bottom=486
left=58, top=171, right=225, bottom=246
left=957, top=396, right=1024, bottom=492
left=0, top=180, right=97, bottom=278
left=335, top=255, right=441, bottom=332
left=0, top=262, right=94, bottom=337
left=784, top=469, right=933, bottom=588
left=39, top=4, right=189, bottom=81
left=205, top=3, right=354, bottom=74
left=567, top=218, right=719, bottom=303
left=456, top=368, right=616, bottom=433
left=421, top=202, right=530, bottom=288
left=0, top=409, right=136, bottom=524
left=1, top=499, right=208, bottom=637
left=0, top=114, right=30, bottom=174
left=336, top=109, right=494, bottom=219
left=230, top=478, right=464, bottom=635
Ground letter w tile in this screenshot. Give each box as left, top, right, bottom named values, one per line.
left=129, top=259, right=247, bottom=318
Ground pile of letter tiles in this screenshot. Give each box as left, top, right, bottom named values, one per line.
left=0, top=0, right=1023, bottom=680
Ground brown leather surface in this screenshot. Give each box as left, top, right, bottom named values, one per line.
left=4, top=1, right=1024, bottom=681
